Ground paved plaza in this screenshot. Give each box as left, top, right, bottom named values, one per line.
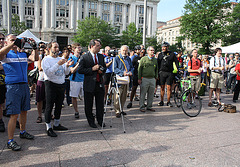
left=0, top=88, right=240, bottom=167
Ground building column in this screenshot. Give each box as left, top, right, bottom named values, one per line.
left=50, top=0, right=56, bottom=28
left=76, top=0, right=82, bottom=23
left=42, top=0, right=50, bottom=28
left=34, top=0, right=40, bottom=29
left=148, top=7, right=152, bottom=36
left=2, top=0, right=7, bottom=28
left=129, top=3, right=136, bottom=23
left=70, top=0, right=76, bottom=30
left=136, top=5, right=139, bottom=30
left=122, top=4, right=127, bottom=31
left=152, top=4, right=157, bottom=36
left=84, top=0, right=89, bottom=18
left=19, top=0, right=25, bottom=22
left=110, top=2, right=115, bottom=25
left=97, top=1, right=102, bottom=18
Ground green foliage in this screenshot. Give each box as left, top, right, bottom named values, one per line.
left=73, top=16, right=118, bottom=48
left=180, top=0, right=231, bottom=54
left=3, top=14, right=27, bottom=35
left=145, top=35, right=161, bottom=52
left=222, top=3, right=240, bottom=46
left=120, top=23, right=142, bottom=50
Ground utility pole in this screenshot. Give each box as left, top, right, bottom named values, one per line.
left=143, top=0, right=147, bottom=47
left=7, top=0, right=12, bottom=34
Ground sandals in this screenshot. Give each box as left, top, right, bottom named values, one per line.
left=36, top=117, right=42, bottom=123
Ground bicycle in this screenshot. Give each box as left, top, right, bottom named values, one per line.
left=174, top=74, right=202, bottom=117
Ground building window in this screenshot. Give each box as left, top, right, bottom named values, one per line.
left=56, top=21, right=59, bottom=27
left=89, top=12, right=97, bottom=17
left=56, top=0, right=59, bottom=5
left=139, top=6, right=144, bottom=14
left=140, top=27, right=143, bottom=33
left=114, top=14, right=122, bottom=23
left=40, top=8, right=42, bottom=16
left=40, top=20, right=42, bottom=29
left=27, top=7, right=31, bottom=15
left=139, top=17, right=144, bottom=24
left=89, top=1, right=97, bottom=9
left=66, top=10, right=69, bottom=17
left=115, top=4, right=122, bottom=12
left=169, top=31, right=171, bottom=35
left=66, top=22, right=69, bottom=28
left=116, top=26, right=120, bottom=34
left=82, top=12, right=84, bottom=19
left=60, top=9, right=65, bottom=17
left=40, top=0, right=42, bottom=5
left=66, top=0, right=69, bottom=6
left=26, top=20, right=33, bottom=28
left=60, top=0, right=65, bottom=6
left=56, top=9, right=59, bottom=17
left=102, top=13, right=109, bottom=21
left=82, top=1, right=84, bottom=8
left=32, top=7, right=34, bottom=15
left=103, top=3, right=110, bottom=11
left=127, top=5, right=129, bottom=13
left=0, top=5, right=2, bottom=13
left=126, top=16, right=129, bottom=23
left=12, top=6, right=16, bottom=14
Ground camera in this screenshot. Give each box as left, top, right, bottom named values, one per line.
left=106, top=50, right=117, bottom=57
left=99, top=65, right=105, bottom=72
left=14, top=37, right=37, bottom=49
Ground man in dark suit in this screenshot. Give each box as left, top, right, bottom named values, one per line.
left=78, top=39, right=106, bottom=128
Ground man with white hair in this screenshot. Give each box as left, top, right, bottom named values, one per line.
left=113, top=45, right=133, bottom=118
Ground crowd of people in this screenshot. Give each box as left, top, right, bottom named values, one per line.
left=0, top=32, right=239, bottom=151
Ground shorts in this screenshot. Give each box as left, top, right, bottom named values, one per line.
left=159, top=71, right=173, bottom=86
left=104, top=73, right=112, bottom=85
left=190, top=75, right=201, bottom=92
left=210, top=72, right=224, bottom=89
left=132, top=75, right=139, bottom=86
left=36, top=80, right=45, bottom=102
left=0, top=84, right=6, bottom=104
left=6, top=83, right=30, bottom=115
left=70, top=81, right=83, bottom=98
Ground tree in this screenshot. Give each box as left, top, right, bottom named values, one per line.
left=3, top=14, right=27, bottom=35
left=120, top=23, right=142, bottom=50
left=222, top=3, right=240, bottom=46
left=73, top=16, right=118, bottom=48
left=180, top=0, right=231, bottom=54
left=145, top=35, right=162, bottom=52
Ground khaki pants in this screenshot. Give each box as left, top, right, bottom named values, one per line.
left=139, top=78, right=155, bottom=109
left=210, top=72, right=224, bottom=89
left=114, top=84, right=128, bottom=113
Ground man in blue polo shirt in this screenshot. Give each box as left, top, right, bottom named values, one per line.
left=0, top=34, right=38, bottom=151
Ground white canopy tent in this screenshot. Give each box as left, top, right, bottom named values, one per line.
left=221, top=42, right=240, bottom=53
left=17, top=29, right=42, bottom=43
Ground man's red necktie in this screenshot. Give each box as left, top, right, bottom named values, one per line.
left=94, top=54, right=100, bottom=82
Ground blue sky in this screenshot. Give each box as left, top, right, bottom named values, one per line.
left=157, top=0, right=238, bottom=22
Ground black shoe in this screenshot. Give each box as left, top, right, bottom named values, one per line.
left=7, top=141, right=21, bottom=151
left=158, top=101, right=164, bottom=106
left=89, top=123, right=97, bottom=128
left=121, top=111, right=127, bottom=115
left=233, top=100, right=237, bottom=103
left=16, top=120, right=20, bottom=129
left=116, top=113, right=121, bottom=118
left=0, top=120, right=5, bottom=132
left=127, top=102, right=132, bottom=108
left=75, top=112, right=79, bottom=119
left=20, top=131, right=34, bottom=140
left=47, top=128, right=57, bottom=137
left=154, top=94, right=159, bottom=98
left=167, top=102, right=173, bottom=107
left=53, top=124, right=68, bottom=131
left=134, top=97, right=140, bottom=101
left=98, top=122, right=106, bottom=127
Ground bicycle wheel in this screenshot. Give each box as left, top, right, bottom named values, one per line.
left=173, top=84, right=182, bottom=107
left=180, top=89, right=202, bottom=117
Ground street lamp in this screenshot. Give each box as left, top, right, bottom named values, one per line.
left=143, top=0, right=147, bottom=47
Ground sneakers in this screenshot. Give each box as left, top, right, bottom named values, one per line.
left=20, top=131, right=35, bottom=140
left=75, top=112, right=79, bottom=119
left=134, top=97, right=140, bottom=101
left=158, top=101, right=164, bottom=106
left=69, top=104, right=73, bottom=107
left=233, top=100, right=237, bottom=103
left=53, top=124, right=68, bottom=131
left=36, top=117, right=42, bottom=123
left=0, top=120, right=5, bottom=132
left=167, top=102, right=173, bottom=107
left=154, top=94, right=159, bottom=98
left=47, top=128, right=57, bottom=137
left=127, top=102, right=132, bottom=108
left=7, top=141, right=21, bottom=151
left=116, top=113, right=121, bottom=118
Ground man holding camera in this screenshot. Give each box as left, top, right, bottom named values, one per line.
left=78, top=39, right=106, bottom=128
left=0, top=34, right=38, bottom=151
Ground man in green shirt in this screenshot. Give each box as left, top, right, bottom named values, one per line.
left=138, top=46, right=158, bottom=112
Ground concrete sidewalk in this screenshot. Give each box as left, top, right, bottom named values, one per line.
left=0, top=89, right=240, bottom=167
